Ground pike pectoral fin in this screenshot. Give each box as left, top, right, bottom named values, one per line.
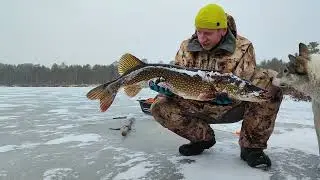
left=124, top=84, right=143, bottom=97
left=198, top=91, right=217, bottom=101
left=198, top=91, right=231, bottom=103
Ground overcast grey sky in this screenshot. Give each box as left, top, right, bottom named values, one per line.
left=0, top=0, right=319, bottom=67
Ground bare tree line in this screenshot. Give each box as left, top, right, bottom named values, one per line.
left=0, top=62, right=119, bottom=87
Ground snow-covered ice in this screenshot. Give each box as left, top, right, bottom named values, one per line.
left=43, top=168, right=79, bottom=180
left=44, top=134, right=101, bottom=145
left=0, top=87, right=319, bottom=180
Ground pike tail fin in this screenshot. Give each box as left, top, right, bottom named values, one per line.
left=118, top=53, right=146, bottom=97
left=86, top=83, right=117, bottom=112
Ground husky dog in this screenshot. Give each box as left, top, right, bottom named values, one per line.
left=277, top=43, right=320, bottom=154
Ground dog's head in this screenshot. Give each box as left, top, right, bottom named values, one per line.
left=277, top=43, right=310, bottom=87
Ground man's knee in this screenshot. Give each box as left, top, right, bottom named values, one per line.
left=150, top=96, right=182, bottom=126
left=150, top=96, right=171, bottom=116
left=151, top=97, right=215, bottom=142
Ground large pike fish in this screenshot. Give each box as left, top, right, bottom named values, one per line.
left=87, top=53, right=270, bottom=112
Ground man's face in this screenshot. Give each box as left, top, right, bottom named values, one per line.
left=196, top=28, right=227, bottom=50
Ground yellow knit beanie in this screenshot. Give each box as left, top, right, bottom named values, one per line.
left=195, top=4, right=227, bottom=30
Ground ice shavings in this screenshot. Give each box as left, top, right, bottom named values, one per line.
left=153, top=66, right=261, bottom=94
left=122, top=65, right=225, bottom=84
left=118, top=65, right=261, bottom=102
left=163, top=66, right=243, bottom=82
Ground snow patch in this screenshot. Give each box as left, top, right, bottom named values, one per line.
left=116, top=156, right=148, bottom=167
left=48, top=109, right=69, bottom=114
left=3, top=125, right=17, bottom=128
left=44, top=134, right=101, bottom=145
left=269, top=128, right=318, bottom=155
left=88, top=161, right=95, bottom=165
left=113, top=161, right=155, bottom=180
left=0, top=104, right=20, bottom=108
left=0, top=116, right=19, bottom=120
left=75, top=105, right=96, bottom=110
left=0, top=145, right=16, bottom=153
left=0, top=170, right=7, bottom=177
left=56, top=124, right=78, bottom=130
left=169, top=150, right=271, bottom=180
left=0, top=143, right=40, bottom=153
left=43, top=168, right=79, bottom=180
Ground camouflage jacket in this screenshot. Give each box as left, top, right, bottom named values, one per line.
left=174, top=14, right=275, bottom=89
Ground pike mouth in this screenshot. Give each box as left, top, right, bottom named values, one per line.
left=234, top=89, right=269, bottom=102
left=236, top=94, right=267, bottom=103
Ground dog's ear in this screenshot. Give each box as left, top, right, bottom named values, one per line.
left=277, top=63, right=288, bottom=78
left=299, top=43, right=309, bottom=58
left=288, top=54, right=296, bottom=62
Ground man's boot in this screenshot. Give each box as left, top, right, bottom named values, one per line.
left=179, top=138, right=216, bottom=156
left=240, top=147, right=272, bottom=168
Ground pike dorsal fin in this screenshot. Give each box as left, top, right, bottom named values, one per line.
left=118, top=53, right=145, bottom=75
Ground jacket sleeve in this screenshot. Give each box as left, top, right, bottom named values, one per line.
left=233, top=43, right=257, bottom=81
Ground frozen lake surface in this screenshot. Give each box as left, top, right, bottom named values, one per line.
left=0, top=87, right=319, bottom=180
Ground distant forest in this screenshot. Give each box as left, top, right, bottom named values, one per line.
left=0, top=42, right=318, bottom=87
left=0, top=62, right=120, bottom=87
left=257, top=42, right=319, bottom=72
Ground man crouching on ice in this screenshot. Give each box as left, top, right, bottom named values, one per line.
left=148, top=4, right=283, bottom=168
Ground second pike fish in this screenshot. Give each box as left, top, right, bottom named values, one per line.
left=87, top=53, right=270, bottom=112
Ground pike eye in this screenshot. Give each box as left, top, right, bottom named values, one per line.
left=284, top=69, right=288, bottom=73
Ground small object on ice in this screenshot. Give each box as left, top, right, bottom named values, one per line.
left=108, top=117, right=135, bottom=137
left=178, top=159, right=196, bottom=164
left=112, top=116, right=127, bottom=119
left=120, top=117, right=135, bottom=136
left=109, top=128, right=121, bottom=130
left=234, top=129, right=241, bottom=136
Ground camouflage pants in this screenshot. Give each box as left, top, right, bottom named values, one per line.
left=150, top=81, right=283, bottom=149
